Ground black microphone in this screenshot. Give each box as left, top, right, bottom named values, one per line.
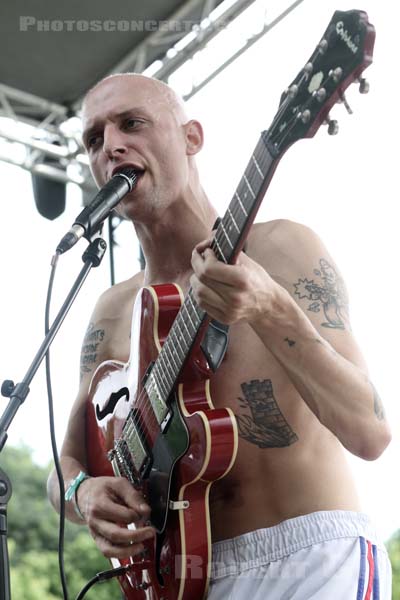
left=56, top=167, right=138, bottom=254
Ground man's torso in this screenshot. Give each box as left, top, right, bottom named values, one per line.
left=88, top=220, right=361, bottom=542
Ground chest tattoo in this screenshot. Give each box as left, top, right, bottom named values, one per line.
left=236, top=379, right=298, bottom=448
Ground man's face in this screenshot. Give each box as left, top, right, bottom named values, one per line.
left=82, top=75, right=190, bottom=220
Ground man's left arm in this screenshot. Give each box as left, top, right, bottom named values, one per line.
left=190, top=220, right=392, bottom=460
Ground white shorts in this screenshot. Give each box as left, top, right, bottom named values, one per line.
left=208, top=511, right=392, bottom=599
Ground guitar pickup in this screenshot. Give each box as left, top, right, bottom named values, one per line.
left=169, top=500, right=190, bottom=510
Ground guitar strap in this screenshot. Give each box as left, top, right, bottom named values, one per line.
left=200, top=217, right=247, bottom=372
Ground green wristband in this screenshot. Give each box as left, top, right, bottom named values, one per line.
left=65, top=470, right=89, bottom=501
left=65, top=471, right=90, bottom=520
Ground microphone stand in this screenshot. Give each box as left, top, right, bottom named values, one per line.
left=0, top=236, right=107, bottom=600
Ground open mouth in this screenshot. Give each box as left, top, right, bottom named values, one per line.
left=112, top=165, right=144, bottom=178
left=111, top=165, right=145, bottom=192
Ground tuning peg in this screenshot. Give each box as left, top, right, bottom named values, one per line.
left=339, top=93, right=353, bottom=115
left=318, top=39, right=328, bottom=54
left=324, top=115, right=339, bottom=135
left=304, top=62, right=313, bottom=77
left=329, top=67, right=343, bottom=83
left=297, top=109, right=311, bottom=124
left=358, top=77, right=370, bottom=94
left=312, top=87, right=327, bottom=103
left=288, top=84, right=299, bottom=98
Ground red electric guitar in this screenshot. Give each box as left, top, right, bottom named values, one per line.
left=86, top=10, right=375, bottom=599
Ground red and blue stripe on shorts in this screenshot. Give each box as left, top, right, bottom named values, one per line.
left=357, top=536, right=380, bottom=600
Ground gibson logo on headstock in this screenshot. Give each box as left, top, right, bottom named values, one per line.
left=336, top=21, right=358, bottom=54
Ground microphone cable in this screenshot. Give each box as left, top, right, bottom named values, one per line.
left=45, top=251, right=69, bottom=600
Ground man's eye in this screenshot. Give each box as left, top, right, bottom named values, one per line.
left=87, top=134, right=101, bottom=148
left=124, top=118, right=142, bottom=129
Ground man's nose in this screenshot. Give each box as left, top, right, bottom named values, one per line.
left=102, top=125, right=127, bottom=158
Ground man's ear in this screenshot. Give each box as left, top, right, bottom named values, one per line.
left=184, top=119, right=204, bottom=155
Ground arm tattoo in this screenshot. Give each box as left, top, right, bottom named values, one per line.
left=370, top=382, right=385, bottom=421
left=293, top=258, right=349, bottom=330
left=80, top=322, right=105, bottom=380
left=235, top=379, right=298, bottom=448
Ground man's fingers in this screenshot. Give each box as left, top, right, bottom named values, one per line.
left=91, top=523, right=156, bottom=559
left=82, top=476, right=150, bottom=524
left=193, top=237, right=214, bottom=254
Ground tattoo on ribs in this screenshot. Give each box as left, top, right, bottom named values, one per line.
left=293, top=258, right=349, bottom=329
left=80, top=322, right=105, bottom=380
left=235, top=379, right=298, bottom=448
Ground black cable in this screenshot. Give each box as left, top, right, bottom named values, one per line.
left=75, top=565, right=131, bottom=600
left=45, top=251, right=69, bottom=600
left=44, top=247, right=125, bottom=600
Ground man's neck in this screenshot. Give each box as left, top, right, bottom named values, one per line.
left=135, top=195, right=218, bottom=286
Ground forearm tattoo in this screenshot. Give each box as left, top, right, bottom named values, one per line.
left=236, top=379, right=298, bottom=448
left=293, top=258, right=349, bottom=329
left=80, top=322, right=105, bottom=380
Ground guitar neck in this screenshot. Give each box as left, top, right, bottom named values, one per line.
left=211, top=132, right=279, bottom=264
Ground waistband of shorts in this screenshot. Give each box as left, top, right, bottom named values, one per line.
left=210, top=510, right=385, bottom=579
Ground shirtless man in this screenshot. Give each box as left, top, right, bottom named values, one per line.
left=47, top=73, right=392, bottom=598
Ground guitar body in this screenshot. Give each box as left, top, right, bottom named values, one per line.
left=86, top=283, right=239, bottom=599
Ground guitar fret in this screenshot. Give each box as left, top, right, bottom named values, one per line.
left=182, top=302, right=196, bottom=332
left=228, top=208, right=240, bottom=233
left=219, top=221, right=234, bottom=250
left=252, top=153, right=264, bottom=179
left=163, top=342, right=180, bottom=374
left=156, top=351, right=174, bottom=388
left=171, top=328, right=185, bottom=356
left=158, top=345, right=177, bottom=387
left=178, top=313, right=193, bottom=342
left=235, top=192, right=248, bottom=217
left=152, top=363, right=170, bottom=397
left=187, top=291, right=203, bottom=321
left=214, top=236, right=228, bottom=263
left=243, top=174, right=256, bottom=199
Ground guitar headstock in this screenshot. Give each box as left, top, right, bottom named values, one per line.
left=266, top=10, right=375, bottom=155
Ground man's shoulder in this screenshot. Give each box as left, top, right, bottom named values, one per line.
left=248, top=219, right=320, bottom=262
left=249, top=218, right=317, bottom=246
left=93, top=271, right=145, bottom=319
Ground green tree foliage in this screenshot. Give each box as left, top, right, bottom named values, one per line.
left=1, top=445, right=120, bottom=599
left=386, top=529, right=400, bottom=600
left=4, top=444, right=398, bottom=599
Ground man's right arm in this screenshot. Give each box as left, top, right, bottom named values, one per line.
left=47, top=290, right=155, bottom=558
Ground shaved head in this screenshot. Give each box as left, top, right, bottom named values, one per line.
left=82, top=73, right=189, bottom=126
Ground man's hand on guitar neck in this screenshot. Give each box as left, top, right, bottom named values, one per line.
left=190, top=237, right=276, bottom=326
left=74, top=475, right=156, bottom=559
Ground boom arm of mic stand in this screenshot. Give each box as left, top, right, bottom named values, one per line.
left=0, top=236, right=107, bottom=600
